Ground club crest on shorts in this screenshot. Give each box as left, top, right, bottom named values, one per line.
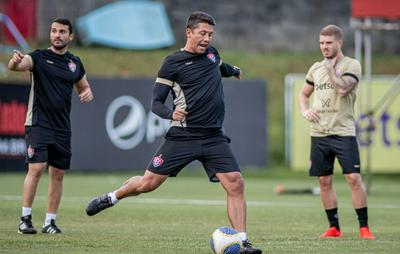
left=153, top=154, right=164, bottom=167
left=207, top=52, right=216, bottom=63
left=27, top=145, right=34, bottom=159
left=68, top=60, right=76, bottom=72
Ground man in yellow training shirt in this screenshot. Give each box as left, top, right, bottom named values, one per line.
left=299, top=24, right=375, bottom=240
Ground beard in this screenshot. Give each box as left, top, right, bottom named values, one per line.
left=325, top=54, right=336, bottom=59
left=324, top=49, right=338, bottom=59
left=51, top=40, right=69, bottom=50
left=52, top=43, right=67, bottom=50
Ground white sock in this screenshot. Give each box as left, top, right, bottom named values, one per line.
left=44, top=213, right=57, bottom=226
left=238, top=232, right=247, bottom=241
left=108, top=191, right=119, bottom=205
left=22, top=207, right=32, bottom=217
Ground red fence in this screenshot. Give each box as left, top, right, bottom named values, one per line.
left=1, top=0, right=38, bottom=43
left=352, top=0, right=400, bottom=20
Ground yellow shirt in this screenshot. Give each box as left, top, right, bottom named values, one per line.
left=305, top=56, right=361, bottom=137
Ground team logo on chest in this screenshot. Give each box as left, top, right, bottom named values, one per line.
left=152, top=154, right=164, bottom=167
left=207, top=52, right=216, bottom=63
left=68, top=60, right=77, bottom=72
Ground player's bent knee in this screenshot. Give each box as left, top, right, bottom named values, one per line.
left=28, top=164, right=46, bottom=177
left=318, top=176, right=332, bottom=187
left=232, top=181, right=244, bottom=195
left=225, top=174, right=245, bottom=195
left=345, top=173, right=363, bottom=188
left=28, top=170, right=44, bottom=179
left=51, top=173, right=64, bottom=183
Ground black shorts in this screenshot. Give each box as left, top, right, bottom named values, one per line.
left=25, top=126, right=71, bottom=170
left=309, top=135, right=361, bottom=176
left=147, top=134, right=240, bottom=182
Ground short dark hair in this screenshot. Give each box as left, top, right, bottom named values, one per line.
left=320, top=24, right=343, bottom=41
left=186, top=11, right=216, bottom=29
left=52, top=18, right=73, bottom=34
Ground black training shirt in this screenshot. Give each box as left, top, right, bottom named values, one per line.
left=26, top=49, right=85, bottom=132
left=152, top=46, right=239, bottom=137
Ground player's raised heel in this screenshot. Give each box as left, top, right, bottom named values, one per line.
left=86, top=194, right=114, bottom=216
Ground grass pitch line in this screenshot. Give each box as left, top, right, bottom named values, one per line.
left=1, top=195, right=400, bottom=209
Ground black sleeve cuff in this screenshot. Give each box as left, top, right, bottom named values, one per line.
left=306, top=79, right=314, bottom=86
left=233, top=66, right=241, bottom=77
left=343, top=72, right=359, bottom=83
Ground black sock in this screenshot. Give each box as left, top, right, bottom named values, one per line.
left=325, top=208, right=340, bottom=230
left=355, top=207, right=368, bottom=227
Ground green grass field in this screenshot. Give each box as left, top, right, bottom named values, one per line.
left=1, top=169, right=399, bottom=254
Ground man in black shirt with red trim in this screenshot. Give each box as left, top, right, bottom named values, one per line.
left=86, top=11, right=262, bottom=254
left=9, top=18, right=93, bottom=234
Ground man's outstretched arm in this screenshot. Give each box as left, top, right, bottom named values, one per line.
left=8, top=50, right=33, bottom=72
left=220, top=61, right=241, bottom=79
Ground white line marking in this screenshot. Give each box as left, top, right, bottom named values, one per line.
left=0, top=195, right=399, bottom=209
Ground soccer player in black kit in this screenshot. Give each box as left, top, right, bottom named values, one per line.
left=8, top=18, right=93, bottom=234
left=86, top=11, right=262, bottom=254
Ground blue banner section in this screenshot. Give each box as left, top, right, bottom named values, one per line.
left=76, top=1, right=175, bottom=49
